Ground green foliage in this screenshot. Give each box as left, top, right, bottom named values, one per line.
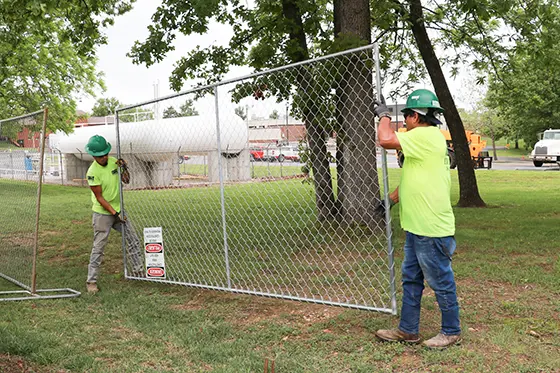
left=234, top=106, right=247, bottom=120
left=483, top=1, right=560, bottom=146
left=92, top=97, right=123, bottom=117
left=163, top=106, right=181, bottom=118
left=128, top=0, right=353, bottom=90
left=162, top=99, right=199, bottom=118
left=179, top=99, right=199, bottom=116
left=430, top=0, right=560, bottom=146
left=0, top=0, right=136, bottom=132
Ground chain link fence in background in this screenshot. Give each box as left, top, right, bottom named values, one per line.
left=117, top=45, right=396, bottom=313
left=0, top=109, right=80, bottom=301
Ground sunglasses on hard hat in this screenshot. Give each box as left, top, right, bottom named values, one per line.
left=403, top=110, right=415, bottom=119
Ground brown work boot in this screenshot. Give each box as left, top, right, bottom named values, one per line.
left=375, top=328, right=421, bottom=343
left=422, top=333, right=461, bottom=349
left=86, top=282, right=99, bottom=294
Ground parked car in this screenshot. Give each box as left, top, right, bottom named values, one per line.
left=249, top=147, right=265, bottom=161
left=178, top=155, right=190, bottom=163
left=250, top=143, right=305, bottom=162
left=276, top=145, right=301, bottom=162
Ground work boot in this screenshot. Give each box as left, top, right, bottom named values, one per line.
left=422, top=333, right=461, bottom=349
left=375, top=328, right=421, bottom=344
left=86, top=282, right=99, bottom=294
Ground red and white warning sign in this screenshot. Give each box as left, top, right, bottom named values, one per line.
left=143, top=227, right=166, bottom=279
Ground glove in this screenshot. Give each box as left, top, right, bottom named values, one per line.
left=116, top=158, right=128, bottom=171
left=375, top=198, right=396, bottom=216
left=373, top=99, right=391, bottom=119
left=113, top=211, right=127, bottom=223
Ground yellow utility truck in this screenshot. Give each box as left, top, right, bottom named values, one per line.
left=396, top=129, right=492, bottom=169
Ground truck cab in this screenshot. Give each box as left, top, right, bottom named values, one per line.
left=531, top=129, right=560, bottom=167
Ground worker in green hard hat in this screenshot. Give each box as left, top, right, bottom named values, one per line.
left=400, top=88, right=444, bottom=125
left=84, top=135, right=144, bottom=294
left=373, top=89, right=461, bottom=349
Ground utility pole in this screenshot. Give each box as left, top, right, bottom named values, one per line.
left=285, top=104, right=289, bottom=144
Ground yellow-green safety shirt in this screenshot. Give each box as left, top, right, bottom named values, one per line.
left=86, top=156, right=120, bottom=215
left=396, top=126, right=455, bottom=237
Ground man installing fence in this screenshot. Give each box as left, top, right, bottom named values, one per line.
left=373, top=89, right=461, bottom=349
left=84, top=135, right=143, bottom=294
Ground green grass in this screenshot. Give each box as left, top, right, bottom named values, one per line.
left=1, top=170, right=560, bottom=372
left=482, top=137, right=531, bottom=158
left=180, top=162, right=304, bottom=178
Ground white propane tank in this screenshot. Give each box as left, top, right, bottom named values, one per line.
left=49, top=113, right=248, bottom=161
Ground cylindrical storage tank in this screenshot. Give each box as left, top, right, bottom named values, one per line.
left=49, top=114, right=248, bottom=161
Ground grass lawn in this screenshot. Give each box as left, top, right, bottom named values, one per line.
left=1, top=169, right=559, bottom=372
left=482, top=137, right=532, bottom=159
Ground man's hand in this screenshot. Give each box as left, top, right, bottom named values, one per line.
left=113, top=211, right=127, bottom=223
left=116, top=158, right=128, bottom=171
left=375, top=198, right=396, bottom=216
left=117, top=158, right=131, bottom=184
left=373, top=100, right=391, bottom=119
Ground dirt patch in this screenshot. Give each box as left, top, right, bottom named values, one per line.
left=41, top=230, right=63, bottom=236
left=0, top=354, right=66, bottom=373
left=0, top=234, right=33, bottom=248
left=170, top=289, right=345, bottom=326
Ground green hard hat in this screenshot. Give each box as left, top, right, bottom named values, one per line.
left=402, top=89, right=444, bottom=114
left=86, top=135, right=111, bottom=156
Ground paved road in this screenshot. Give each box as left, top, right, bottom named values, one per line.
left=184, top=152, right=559, bottom=172
left=248, top=152, right=560, bottom=171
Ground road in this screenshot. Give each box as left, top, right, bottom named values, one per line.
left=244, top=152, right=560, bottom=171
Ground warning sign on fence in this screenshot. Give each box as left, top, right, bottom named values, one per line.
left=143, top=227, right=166, bottom=279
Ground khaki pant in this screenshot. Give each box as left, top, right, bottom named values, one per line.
left=87, top=212, right=143, bottom=283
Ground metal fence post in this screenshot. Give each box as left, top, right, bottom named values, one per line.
left=214, top=86, right=232, bottom=289
left=374, top=43, right=398, bottom=315
left=9, top=151, right=14, bottom=179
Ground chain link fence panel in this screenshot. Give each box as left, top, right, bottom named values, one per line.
left=117, top=45, right=397, bottom=313
left=0, top=109, right=81, bottom=301
left=0, top=110, right=46, bottom=292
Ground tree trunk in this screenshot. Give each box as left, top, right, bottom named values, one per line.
left=491, top=125, right=498, bottom=161
left=408, top=0, right=486, bottom=207
left=282, top=0, right=337, bottom=220
left=333, top=0, right=383, bottom=227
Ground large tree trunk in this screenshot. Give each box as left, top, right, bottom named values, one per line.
left=334, top=0, right=382, bottom=227
left=408, top=0, right=486, bottom=207
left=282, top=0, right=337, bottom=220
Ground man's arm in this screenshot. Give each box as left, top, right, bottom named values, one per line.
left=90, top=185, right=117, bottom=215
left=389, top=186, right=399, bottom=203
left=373, top=99, right=401, bottom=149
left=378, top=117, right=401, bottom=150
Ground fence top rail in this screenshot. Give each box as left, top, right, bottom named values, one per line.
left=0, top=109, right=44, bottom=124
left=116, top=43, right=376, bottom=113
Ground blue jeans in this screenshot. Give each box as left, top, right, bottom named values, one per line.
left=399, top=232, right=461, bottom=335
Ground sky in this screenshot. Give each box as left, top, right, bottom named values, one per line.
left=78, top=0, right=476, bottom=114
left=79, top=0, right=244, bottom=112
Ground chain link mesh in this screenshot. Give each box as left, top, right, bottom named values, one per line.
left=0, top=110, right=45, bottom=291
left=117, top=45, right=396, bottom=313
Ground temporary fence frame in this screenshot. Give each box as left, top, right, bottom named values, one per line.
left=0, top=108, right=80, bottom=301
left=116, top=43, right=397, bottom=314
